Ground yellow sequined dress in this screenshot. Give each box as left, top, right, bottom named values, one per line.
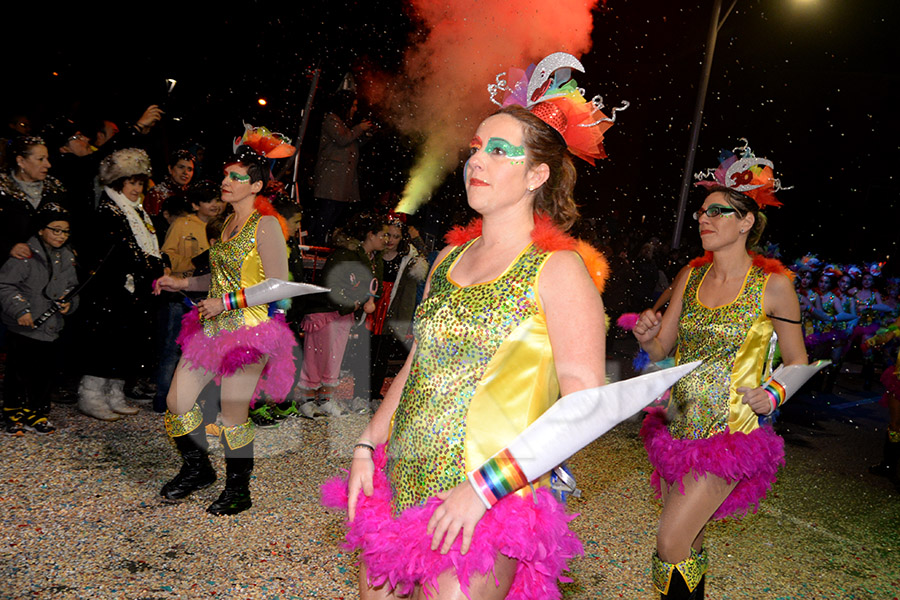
left=642, top=257, right=786, bottom=520
left=178, top=211, right=296, bottom=402
left=387, top=239, right=560, bottom=512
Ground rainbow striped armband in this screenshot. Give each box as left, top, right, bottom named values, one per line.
left=221, top=289, right=249, bottom=311
left=469, top=449, right=528, bottom=509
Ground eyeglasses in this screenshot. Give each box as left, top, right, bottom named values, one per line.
left=693, top=204, right=739, bottom=220
left=45, top=226, right=71, bottom=236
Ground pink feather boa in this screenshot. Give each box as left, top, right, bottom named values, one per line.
left=321, top=445, right=582, bottom=599
left=177, top=309, right=297, bottom=406
left=640, top=407, right=784, bottom=520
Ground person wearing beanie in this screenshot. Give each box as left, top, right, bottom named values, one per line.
left=0, top=203, right=79, bottom=434
left=75, top=148, right=165, bottom=421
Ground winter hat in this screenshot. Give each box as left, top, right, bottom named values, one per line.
left=36, top=202, right=71, bottom=230
left=99, top=148, right=152, bottom=186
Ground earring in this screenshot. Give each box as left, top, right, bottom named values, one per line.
left=740, top=228, right=746, bottom=234
left=528, top=186, right=534, bottom=192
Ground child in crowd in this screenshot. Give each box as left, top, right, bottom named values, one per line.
left=0, top=204, right=78, bottom=434
left=247, top=193, right=305, bottom=426
left=153, top=182, right=224, bottom=413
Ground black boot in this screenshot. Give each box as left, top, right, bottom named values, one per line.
left=160, top=406, right=216, bottom=501
left=869, top=430, right=900, bottom=481
left=207, top=420, right=254, bottom=516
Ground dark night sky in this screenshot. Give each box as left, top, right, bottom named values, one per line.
left=8, top=0, right=899, bottom=269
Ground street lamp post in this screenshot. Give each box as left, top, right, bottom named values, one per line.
left=671, top=0, right=739, bottom=249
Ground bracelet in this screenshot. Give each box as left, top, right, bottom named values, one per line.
left=762, top=379, right=787, bottom=414
left=354, top=442, right=375, bottom=453
left=222, top=289, right=249, bottom=311
left=468, top=448, right=528, bottom=509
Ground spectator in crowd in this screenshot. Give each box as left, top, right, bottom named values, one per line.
left=0, top=203, right=78, bottom=435
left=144, top=149, right=196, bottom=217
left=309, top=90, right=373, bottom=244
left=152, top=183, right=224, bottom=412
left=0, top=136, right=68, bottom=260
left=76, top=148, right=165, bottom=420
left=296, top=212, right=384, bottom=418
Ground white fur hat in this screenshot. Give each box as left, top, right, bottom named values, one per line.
left=99, top=148, right=152, bottom=185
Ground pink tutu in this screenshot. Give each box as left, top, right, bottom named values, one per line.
left=177, top=309, right=297, bottom=406
left=321, top=445, right=582, bottom=600
left=640, top=406, right=784, bottom=520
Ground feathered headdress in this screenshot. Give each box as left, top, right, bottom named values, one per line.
left=489, top=52, right=628, bottom=165
left=232, top=122, right=296, bottom=159
left=694, top=138, right=789, bottom=209
left=865, top=262, right=885, bottom=277
left=793, top=254, right=822, bottom=273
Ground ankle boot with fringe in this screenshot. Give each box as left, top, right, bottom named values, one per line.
left=160, top=404, right=216, bottom=501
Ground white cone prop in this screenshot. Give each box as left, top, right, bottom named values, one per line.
left=762, top=359, right=831, bottom=409
left=469, top=360, right=701, bottom=508
left=241, top=278, right=329, bottom=306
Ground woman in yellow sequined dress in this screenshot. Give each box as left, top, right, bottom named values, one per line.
left=153, top=148, right=293, bottom=516
left=633, top=159, right=808, bottom=598
left=322, top=96, right=614, bottom=598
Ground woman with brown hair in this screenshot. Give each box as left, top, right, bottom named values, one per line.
left=323, top=53, right=625, bottom=600
left=634, top=143, right=809, bottom=598
left=153, top=143, right=297, bottom=516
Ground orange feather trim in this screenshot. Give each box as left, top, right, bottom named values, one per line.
left=689, top=251, right=794, bottom=280
left=254, top=195, right=289, bottom=240
left=443, top=215, right=609, bottom=293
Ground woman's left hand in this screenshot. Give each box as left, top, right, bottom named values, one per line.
left=737, top=385, right=774, bottom=415
left=426, top=480, right=487, bottom=555
left=197, top=298, right=225, bottom=319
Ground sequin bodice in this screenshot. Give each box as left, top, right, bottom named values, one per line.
left=856, top=292, right=879, bottom=326
left=670, top=263, right=774, bottom=439
left=387, top=241, right=555, bottom=512
left=204, top=212, right=268, bottom=335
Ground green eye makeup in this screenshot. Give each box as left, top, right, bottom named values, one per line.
left=485, top=137, right=526, bottom=159
left=228, top=172, right=251, bottom=183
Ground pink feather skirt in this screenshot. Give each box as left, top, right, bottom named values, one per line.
left=177, top=309, right=297, bottom=406
left=321, top=445, right=582, bottom=600
left=640, top=406, right=785, bottom=520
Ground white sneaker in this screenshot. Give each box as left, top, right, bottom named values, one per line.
left=349, top=397, right=371, bottom=414
left=319, top=399, right=348, bottom=417
left=298, top=401, right=326, bottom=419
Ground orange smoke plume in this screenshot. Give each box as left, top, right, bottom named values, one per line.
left=362, top=0, right=602, bottom=214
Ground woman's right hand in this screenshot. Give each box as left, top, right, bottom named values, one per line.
left=633, top=309, right=663, bottom=344
left=153, top=275, right=188, bottom=294
left=10, top=243, right=32, bottom=260
left=347, top=448, right=375, bottom=522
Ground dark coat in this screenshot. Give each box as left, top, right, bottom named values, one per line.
left=0, top=171, right=68, bottom=259
left=312, top=113, right=367, bottom=203
left=0, top=236, right=79, bottom=342
left=76, top=192, right=165, bottom=378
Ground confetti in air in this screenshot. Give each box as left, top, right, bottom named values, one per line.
left=362, top=0, right=603, bottom=214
